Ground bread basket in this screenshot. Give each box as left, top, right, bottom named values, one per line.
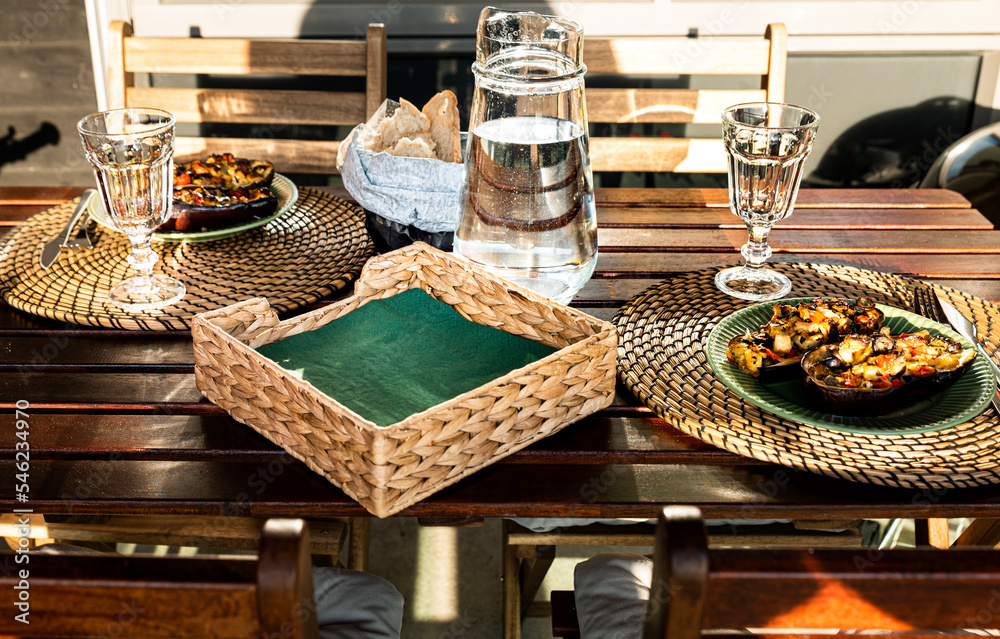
left=339, top=97, right=464, bottom=250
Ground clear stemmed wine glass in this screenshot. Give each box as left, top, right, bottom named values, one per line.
left=78, top=108, right=185, bottom=311
left=715, top=103, right=819, bottom=301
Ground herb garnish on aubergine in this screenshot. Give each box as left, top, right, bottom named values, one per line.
left=726, top=298, right=885, bottom=381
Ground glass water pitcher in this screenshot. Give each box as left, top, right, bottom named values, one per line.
left=454, top=6, right=597, bottom=305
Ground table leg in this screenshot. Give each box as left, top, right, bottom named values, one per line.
left=347, top=517, right=370, bottom=572
left=519, top=544, right=556, bottom=618
left=914, top=518, right=951, bottom=548
left=503, top=522, right=521, bottom=639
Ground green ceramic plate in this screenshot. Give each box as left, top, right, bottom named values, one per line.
left=706, top=298, right=997, bottom=435
left=88, top=173, right=298, bottom=243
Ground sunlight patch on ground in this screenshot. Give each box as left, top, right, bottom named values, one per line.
left=412, top=525, right=459, bottom=622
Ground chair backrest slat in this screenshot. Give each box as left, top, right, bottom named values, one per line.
left=365, top=23, right=389, bottom=122
left=762, top=23, right=788, bottom=104
left=585, top=39, right=771, bottom=75
left=703, top=548, right=1000, bottom=631
left=18, top=567, right=260, bottom=638
left=123, top=38, right=368, bottom=76
left=590, top=138, right=725, bottom=173
left=644, top=506, right=707, bottom=639
left=586, top=88, right=767, bottom=124
left=258, top=519, right=320, bottom=639
left=174, top=137, right=339, bottom=174
left=126, top=87, right=367, bottom=126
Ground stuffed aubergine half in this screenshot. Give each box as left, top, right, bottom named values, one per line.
left=726, top=297, right=885, bottom=382
left=800, top=327, right=976, bottom=416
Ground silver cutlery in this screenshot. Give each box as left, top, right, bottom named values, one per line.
left=39, top=189, right=95, bottom=269
left=935, top=293, right=1000, bottom=415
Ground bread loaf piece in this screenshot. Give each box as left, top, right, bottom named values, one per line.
left=422, top=90, right=463, bottom=163
left=374, top=98, right=429, bottom=152
left=345, top=92, right=462, bottom=163
left=386, top=136, right=437, bottom=159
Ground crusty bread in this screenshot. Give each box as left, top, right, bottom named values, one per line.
left=374, top=98, right=430, bottom=152
left=422, top=90, right=462, bottom=163
left=347, top=92, right=463, bottom=163
left=386, top=136, right=437, bottom=159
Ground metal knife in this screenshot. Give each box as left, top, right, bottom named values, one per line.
left=935, top=293, right=1000, bottom=415
left=72, top=210, right=94, bottom=249
left=39, top=189, right=94, bottom=269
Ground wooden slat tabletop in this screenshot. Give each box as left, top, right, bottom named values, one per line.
left=1, top=185, right=998, bottom=520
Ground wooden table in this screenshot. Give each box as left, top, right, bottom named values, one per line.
left=2, top=186, right=1000, bottom=524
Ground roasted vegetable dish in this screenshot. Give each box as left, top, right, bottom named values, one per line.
left=801, top=327, right=976, bottom=415
left=726, top=298, right=885, bottom=380
left=164, top=154, right=278, bottom=231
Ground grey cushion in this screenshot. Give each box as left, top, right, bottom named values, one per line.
left=314, top=568, right=404, bottom=639
left=573, top=552, right=652, bottom=639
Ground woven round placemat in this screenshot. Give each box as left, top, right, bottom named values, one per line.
left=0, top=188, right=374, bottom=330
left=614, top=263, right=1000, bottom=490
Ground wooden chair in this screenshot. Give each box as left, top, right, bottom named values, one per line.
left=551, top=506, right=1000, bottom=638
left=503, top=517, right=865, bottom=638
left=585, top=24, right=787, bottom=173
left=0, top=518, right=320, bottom=638
left=106, top=20, right=387, bottom=174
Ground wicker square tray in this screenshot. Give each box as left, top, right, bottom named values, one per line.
left=191, top=243, right=618, bottom=517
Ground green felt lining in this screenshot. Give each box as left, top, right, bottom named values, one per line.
left=257, top=288, right=559, bottom=426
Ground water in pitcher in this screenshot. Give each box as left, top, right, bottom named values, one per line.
left=454, top=115, right=597, bottom=304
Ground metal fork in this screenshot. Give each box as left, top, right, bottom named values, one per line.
left=911, top=282, right=946, bottom=323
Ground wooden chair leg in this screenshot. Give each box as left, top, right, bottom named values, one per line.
left=953, top=518, right=1000, bottom=547
left=914, top=518, right=951, bottom=548
left=347, top=517, right=370, bottom=572
left=551, top=590, right=581, bottom=638
left=503, top=521, right=521, bottom=639
left=519, top=544, right=556, bottom=619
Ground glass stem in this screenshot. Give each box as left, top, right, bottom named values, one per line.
left=127, top=238, right=158, bottom=292
left=741, top=224, right=773, bottom=275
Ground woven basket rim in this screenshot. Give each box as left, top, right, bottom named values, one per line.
left=194, top=243, right=616, bottom=433
left=192, top=242, right=620, bottom=516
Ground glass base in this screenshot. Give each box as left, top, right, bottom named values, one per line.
left=108, top=275, right=185, bottom=312
left=715, top=266, right=791, bottom=301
